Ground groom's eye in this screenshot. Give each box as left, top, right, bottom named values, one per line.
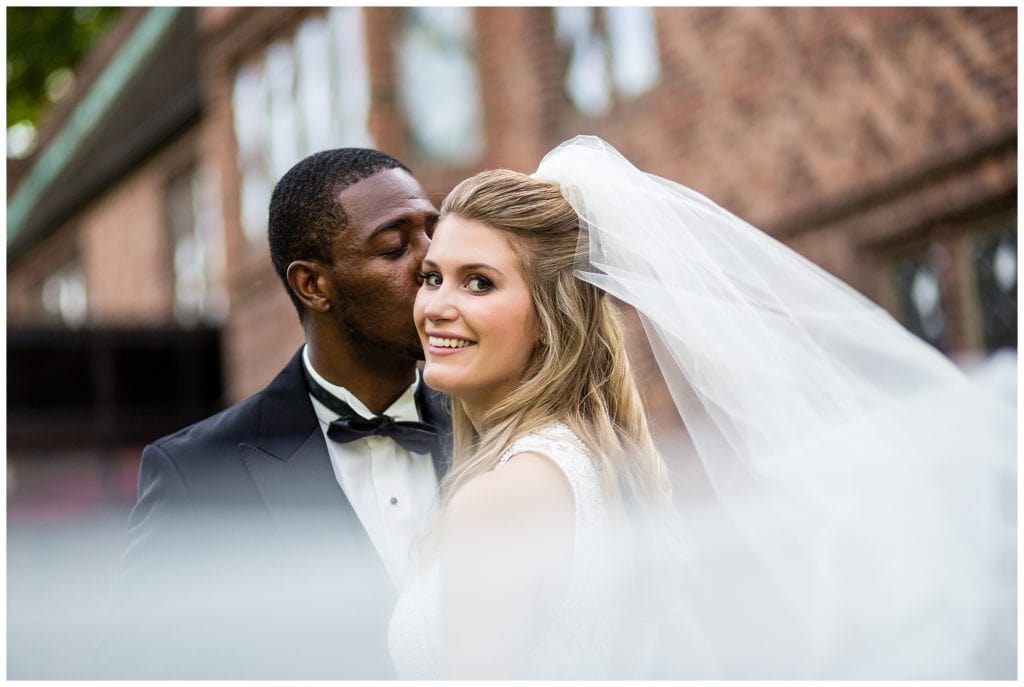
left=378, top=242, right=408, bottom=257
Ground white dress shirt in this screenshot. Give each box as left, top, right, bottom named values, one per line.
left=302, top=346, right=439, bottom=590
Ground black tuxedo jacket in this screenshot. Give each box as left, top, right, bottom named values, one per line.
left=98, top=349, right=451, bottom=679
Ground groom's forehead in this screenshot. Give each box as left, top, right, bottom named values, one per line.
left=338, top=169, right=431, bottom=228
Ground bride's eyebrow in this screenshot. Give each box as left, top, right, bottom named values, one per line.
left=420, top=258, right=504, bottom=276
left=459, top=262, right=503, bottom=276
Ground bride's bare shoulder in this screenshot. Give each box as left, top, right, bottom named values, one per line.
left=445, top=451, right=574, bottom=533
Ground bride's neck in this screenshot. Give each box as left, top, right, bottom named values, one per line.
left=462, top=403, right=486, bottom=435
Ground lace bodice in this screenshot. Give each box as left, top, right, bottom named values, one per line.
left=388, top=422, right=626, bottom=679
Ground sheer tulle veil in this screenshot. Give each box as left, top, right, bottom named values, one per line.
left=534, top=136, right=1016, bottom=679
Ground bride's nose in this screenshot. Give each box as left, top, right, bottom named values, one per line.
left=422, top=284, right=458, bottom=322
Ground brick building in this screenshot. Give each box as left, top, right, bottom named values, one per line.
left=7, top=5, right=1017, bottom=506
left=5, top=7, right=1017, bottom=677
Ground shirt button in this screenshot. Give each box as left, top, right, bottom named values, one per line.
left=390, top=496, right=398, bottom=505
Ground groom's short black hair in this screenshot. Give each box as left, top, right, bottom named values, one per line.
left=268, top=148, right=411, bottom=315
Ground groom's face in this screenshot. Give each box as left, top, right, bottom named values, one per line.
left=325, top=168, right=439, bottom=360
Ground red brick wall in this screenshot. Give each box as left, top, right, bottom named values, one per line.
left=12, top=7, right=1012, bottom=402
left=573, top=7, right=1015, bottom=226
left=198, top=7, right=307, bottom=399
left=201, top=6, right=1014, bottom=397
left=7, top=127, right=199, bottom=327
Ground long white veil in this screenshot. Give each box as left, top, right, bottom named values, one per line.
left=535, top=136, right=1016, bottom=679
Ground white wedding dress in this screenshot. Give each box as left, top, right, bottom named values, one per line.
left=388, top=422, right=629, bottom=679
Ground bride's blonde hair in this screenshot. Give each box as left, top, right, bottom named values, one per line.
left=435, top=168, right=673, bottom=517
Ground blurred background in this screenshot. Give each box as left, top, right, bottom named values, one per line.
left=6, top=6, right=1017, bottom=678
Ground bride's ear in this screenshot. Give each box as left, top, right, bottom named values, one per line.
left=287, top=260, right=332, bottom=314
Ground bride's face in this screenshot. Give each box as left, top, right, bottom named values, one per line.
left=414, top=214, right=539, bottom=415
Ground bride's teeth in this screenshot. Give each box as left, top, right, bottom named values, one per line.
left=430, top=336, right=473, bottom=349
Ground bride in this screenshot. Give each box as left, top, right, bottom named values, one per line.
left=388, top=136, right=1016, bottom=679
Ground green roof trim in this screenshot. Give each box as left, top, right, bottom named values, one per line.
left=7, top=7, right=180, bottom=244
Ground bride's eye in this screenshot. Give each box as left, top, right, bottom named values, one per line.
left=466, top=275, right=493, bottom=293
left=417, top=271, right=442, bottom=287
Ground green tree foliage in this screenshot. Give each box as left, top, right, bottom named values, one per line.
left=7, top=7, right=121, bottom=128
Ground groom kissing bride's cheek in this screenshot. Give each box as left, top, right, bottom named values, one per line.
left=100, top=148, right=446, bottom=679
left=102, top=138, right=1014, bottom=681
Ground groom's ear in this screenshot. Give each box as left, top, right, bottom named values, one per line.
left=287, top=260, right=332, bottom=314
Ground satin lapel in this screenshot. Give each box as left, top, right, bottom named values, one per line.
left=241, top=431, right=370, bottom=554
left=240, top=431, right=397, bottom=613
left=240, top=350, right=385, bottom=572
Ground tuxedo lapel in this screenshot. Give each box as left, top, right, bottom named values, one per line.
left=238, top=389, right=398, bottom=676
left=238, top=351, right=452, bottom=587
left=241, top=430, right=356, bottom=537
left=239, top=350, right=384, bottom=570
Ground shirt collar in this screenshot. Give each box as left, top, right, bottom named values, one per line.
left=301, top=345, right=421, bottom=423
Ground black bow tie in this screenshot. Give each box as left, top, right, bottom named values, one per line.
left=303, top=365, right=439, bottom=455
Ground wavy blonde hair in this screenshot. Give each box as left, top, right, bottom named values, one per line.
left=435, top=169, right=673, bottom=518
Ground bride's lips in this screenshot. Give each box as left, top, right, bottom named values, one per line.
left=425, top=332, right=477, bottom=356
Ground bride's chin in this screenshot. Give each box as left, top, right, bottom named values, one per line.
left=421, top=367, right=455, bottom=394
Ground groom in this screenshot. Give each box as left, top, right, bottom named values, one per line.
left=100, top=149, right=447, bottom=679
